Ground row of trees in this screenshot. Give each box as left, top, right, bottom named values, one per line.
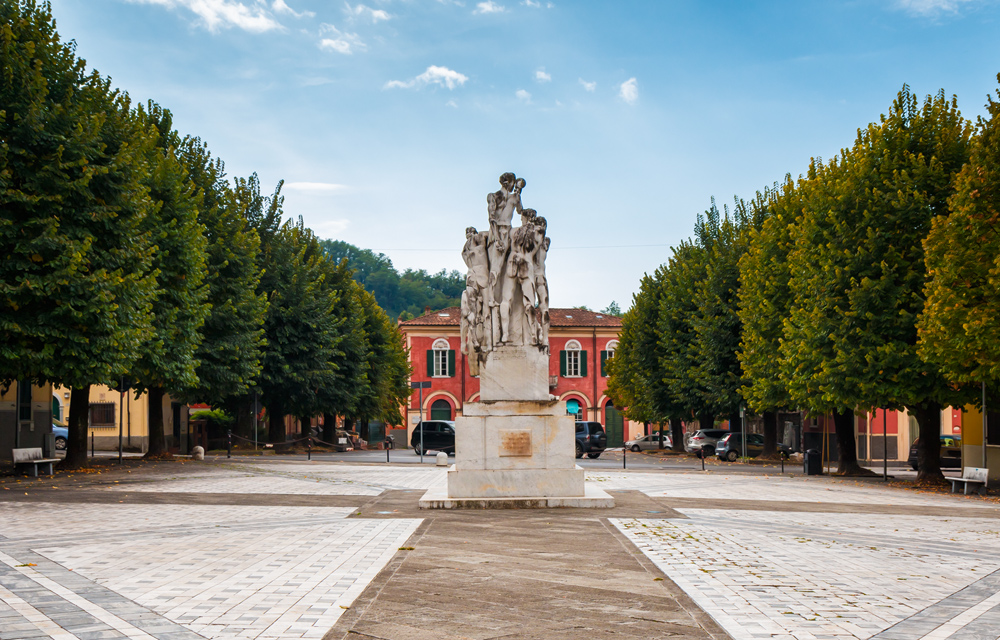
left=609, top=80, right=1000, bottom=482
left=1, top=1, right=410, bottom=466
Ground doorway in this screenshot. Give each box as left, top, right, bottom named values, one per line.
left=430, top=399, right=452, bottom=421
left=605, top=402, right=624, bottom=448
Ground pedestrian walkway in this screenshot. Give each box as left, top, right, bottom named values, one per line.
left=0, top=459, right=998, bottom=639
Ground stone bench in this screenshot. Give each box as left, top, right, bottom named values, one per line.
left=948, top=466, right=988, bottom=496
left=12, top=447, right=59, bottom=477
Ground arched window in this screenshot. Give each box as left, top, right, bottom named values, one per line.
left=560, top=340, right=586, bottom=378
left=601, top=340, right=619, bottom=377
left=566, top=398, right=581, bottom=418
left=428, top=338, right=455, bottom=377
left=430, top=398, right=452, bottom=420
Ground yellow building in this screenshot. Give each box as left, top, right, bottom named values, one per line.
left=960, top=405, right=1000, bottom=482
left=1, top=380, right=55, bottom=459
left=51, top=384, right=190, bottom=453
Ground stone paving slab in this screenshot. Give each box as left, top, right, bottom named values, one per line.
left=3, top=461, right=1000, bottom=640
left=613, top=509, right=1000, bottom=640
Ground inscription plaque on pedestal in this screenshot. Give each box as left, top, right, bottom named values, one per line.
left=499, top=429, right=532, bottom=457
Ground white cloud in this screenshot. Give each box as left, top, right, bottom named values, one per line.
left=385, top=65, right=469, bottom=90
left=128, top=0, right=283, bottom=32
left=896, top=0, right=980, bottom=14
left=311, top=219, right=351, bottom=234
left=579, top=78, right=596, bottom=92
left=284, top=182, right=349, bottom=193
left=619, top=77, right=638, bottom=105
left=318, top=23, right=365, bottom=54
left=271, top=0, right=313, bottom=18
left=474, top=1, right=505, bottom=14
left=446, top=100, right=459, bottom=108
left=523, top=0, right=540, bottom=6
left=516, top=89, right=531, bottom=103
left=535, top=68, right=551, bottom=82
left=344, top=3, right=391, bottom=22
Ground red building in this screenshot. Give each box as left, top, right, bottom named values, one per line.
left=397, top=307, right=642, bottom=447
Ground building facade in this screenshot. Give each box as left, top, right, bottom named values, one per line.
left=1, top=381, right=55, bottom=459
left=398, top=307, right=642, bottom=447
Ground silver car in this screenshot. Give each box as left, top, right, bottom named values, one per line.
left=625, top=433, right=671, bottom=452
left=685, top=429, right=733, bottom=456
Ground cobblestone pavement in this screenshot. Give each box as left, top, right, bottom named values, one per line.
left=1, top=459, right=999, bottom=639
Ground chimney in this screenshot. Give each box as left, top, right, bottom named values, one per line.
left=424, top=306, right=432, bottom=316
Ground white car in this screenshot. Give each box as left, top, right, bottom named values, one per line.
left=624, top=433, right=671, bottom=452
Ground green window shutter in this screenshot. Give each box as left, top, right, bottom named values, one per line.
left=559, top=350, right=567, bottom=377
left=580, top=351, right=588, bottom=377
left=600, top=351, right=608, bottom=377
left=448, top=350, right=456, bottom=377
left=426, top=351, right=434, bottom=377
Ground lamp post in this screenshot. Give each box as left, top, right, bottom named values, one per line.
left=411, top=381, right=431, bottom=463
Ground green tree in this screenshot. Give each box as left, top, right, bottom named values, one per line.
left=350, top=285, right=412, bottom=427
left=600, top=301, right=622, bottom=317
left=781, top=87, right=972, bottom=479
left=738, top=180, right=799, bottom=455
left=179, top=137, right=267, bottom=409
left=657, top=242, right=716, bottom=432
left=606, top=274, right=684, bottom=450
left=920, top=77, right=1000, bottom=389
left=0, top=1, right=157, bottom=467
left=129, top=102, right=210, bottom=458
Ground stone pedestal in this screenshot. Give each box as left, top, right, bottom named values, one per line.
left=418, top=398, right=615, bottom=509
left=479, top=345, right=550, bottom=402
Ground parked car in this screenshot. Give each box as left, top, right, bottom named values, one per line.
left=685, top=429, right=732, bottom=457
left=411, top=420, right=455, bottom=455
left=52, top=419, right=68, bottom=451
left=575, top=421, right=608, bottom=459
left=715, top=432, right=792, bottom=461
left=625, top=433, right=671, bottom=452
left=908, top=435, right=962, bottom=470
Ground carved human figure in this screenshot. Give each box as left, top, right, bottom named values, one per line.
left=500, top=208, right=538, bottom=345
left=487, top=174, right=524, bottom=345
left=461, top=226, right=489, bottom=358
left=532, top=218, right=550, bottom=346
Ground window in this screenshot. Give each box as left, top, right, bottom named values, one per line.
left=560, top=340, right=587, bottom=378
left=17, top=380, right=31, bottom=421
left=89, top=403, right=116, bottom=427
left=427, top=339, right=455, bottom=378
left=600, top=340, right=618, bottom=377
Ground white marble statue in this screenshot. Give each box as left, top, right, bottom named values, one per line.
left=462, top=173, right=549, bottom=372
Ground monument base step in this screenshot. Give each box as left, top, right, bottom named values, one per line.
left=418, top=483, right=615, bottom=509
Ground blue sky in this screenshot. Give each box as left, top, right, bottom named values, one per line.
left=48, top=0, right=1000, bottom=311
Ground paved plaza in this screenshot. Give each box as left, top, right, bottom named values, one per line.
left=0, top=459, right=999, bottom=639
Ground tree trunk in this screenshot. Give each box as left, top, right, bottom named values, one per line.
left=833, top=408, right=871, bottom=476
left=233, top=395, right=253, bottom=439
left=144, top=386, right=167, bottom=458
left=322, top=412, right=336, bottom=443
left=762, top=411, right=778, bottom=457
left=912, top=403, right=945, bottom=484
left=344, top=417, right=355, bottom=433
left=63, top=384, right=91, bottom=469
left=697, top=412, right=715, bottom=431
left=729, top=410, right=742, bottom=432
left=670, top=417, right=685, bottom=452
left=268, top=399, right=286, bottom=443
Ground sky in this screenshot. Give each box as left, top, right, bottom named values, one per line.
left=46, top=0, right=1000, bottom=311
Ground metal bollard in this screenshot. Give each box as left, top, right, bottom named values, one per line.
left=308, top=438, right=312, bottom=461
left=91, top=432, right=95, bottom=459
left=227, top=429, right=232, bottom=459
left=623, top=445, right=627, bottom=469
left=781, top=455, right=785, bottom=474
left=386, top=441, right=390, bottom=463
left=701, top=448, right=706, bottom=471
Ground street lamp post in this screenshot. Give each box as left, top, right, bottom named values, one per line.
left=411, top=381, right=431, bottom=463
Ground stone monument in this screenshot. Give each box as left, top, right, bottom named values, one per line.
left=419, top=173, right=614, bottom=508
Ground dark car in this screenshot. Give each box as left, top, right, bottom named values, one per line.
left=716, top=432, right=792, bottom=461
left=575, top=421, right=607, bottom=459
left=685, top=429, right=732, bottom=457
left=908, top=435, right=962, bottom=470
left=411, top=420, right=455, bottom=455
